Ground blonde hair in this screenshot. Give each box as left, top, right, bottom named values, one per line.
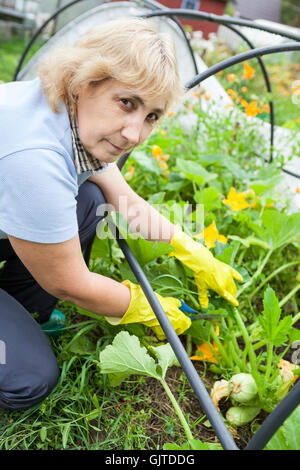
left=38, top=17, right=184, bottom=116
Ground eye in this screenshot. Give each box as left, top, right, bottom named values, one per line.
left=147, top=112, right=159, bottom=124
left=120, top=98, right=134, bottom=109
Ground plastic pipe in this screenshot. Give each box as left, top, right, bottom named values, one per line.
left=111, top=223, right=239, bottom=450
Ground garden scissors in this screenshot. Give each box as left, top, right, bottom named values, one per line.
left=178, top=300, right=223, bottom=321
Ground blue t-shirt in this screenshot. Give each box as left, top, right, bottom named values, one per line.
left=0, top=78, right=110, bottom=243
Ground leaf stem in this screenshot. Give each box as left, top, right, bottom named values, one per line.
left=159, top=378, right=194, bottom=442
left=209, top=326, right=233, bottom=368
left=249, top=260, right=300, bottom=299
left=237, top=249, right=273, bottom=298
left=265, top=343, right=273, bottom=381
left=233, top=308, right=258, bottom=380
left=279, top=284, right=300, bottom=309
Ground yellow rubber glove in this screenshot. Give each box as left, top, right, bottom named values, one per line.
left=169, top=230, right=243, bottom=309
left=105, top=280, right=191, bottom=340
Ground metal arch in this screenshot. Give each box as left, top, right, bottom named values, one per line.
left=13, top=0, right=199, bottom=81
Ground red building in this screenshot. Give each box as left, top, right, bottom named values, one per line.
left=156, top=0, right=228, bottom=38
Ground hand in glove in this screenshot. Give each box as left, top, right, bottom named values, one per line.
left=169, top=230, right=243, bottom=309
left=105, top=280, right=191, bottom=340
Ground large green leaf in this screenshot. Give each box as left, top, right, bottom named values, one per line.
left=99, top=331, right=161, bottom=386
left=265, top=405, right=300, bottom=450
left=261, top=210, right=300, bottom=248
left=151, top=343, right=179, bottom=378
left=125, top=236, right=174, bottom=268
left=175, top=159, right=217, bottom=185
left=131, top=150, right=161, bottom=175
left=258, top=287, right=293, bottom=346
left=250, top=210, right=300, bottom=249
left=194, top=187, right=222, bottom=212
left=99, top=332, right=180, bottom=386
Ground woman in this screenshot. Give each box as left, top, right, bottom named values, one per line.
left=0, top=18, right=242, bottom=410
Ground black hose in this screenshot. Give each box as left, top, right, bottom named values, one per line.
left=14, top=1, right=199, bottom=80
left=143, top=9, right=300, bottom=42
left=183, top=42, right=300, bottom=179
left=110, top=223, right=239, bottom=450
left=245, top=379, right=300, bottom=450
left=184, top=43, right=300, bottom=89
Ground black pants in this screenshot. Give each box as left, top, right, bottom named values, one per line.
left=0, top=181, right=106, bottom=410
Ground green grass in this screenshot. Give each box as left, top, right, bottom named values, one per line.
left=0, top=33, right=45, bottom=83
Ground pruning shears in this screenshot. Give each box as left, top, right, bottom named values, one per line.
left=178, top=300, right=223, bottom=321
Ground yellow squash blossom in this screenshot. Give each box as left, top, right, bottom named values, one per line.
left=242, top=62, right=255, bottom=80
left=190, top=341, right=219, bottom=363
left=211, top=380, right=230, bottom=411
left=278, top=359, right=299, bottom=384
left=223, top=187, right=250, bottom=211
left=195, top=221, right=227, bottom=249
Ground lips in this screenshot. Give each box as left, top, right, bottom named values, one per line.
left=106, top=140, right=125, bottom=152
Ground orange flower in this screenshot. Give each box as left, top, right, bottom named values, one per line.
left=190, top=326, right=220, bottom=363
left=217, top=70, right=223, bottom=76
left=223, top=187, right=250, bottom=211
left=152, top=145, right=163, bottom=159
left=160, top=129, right=167, bottom=135
left=244, top=101, right=263, bottom=117
left=168, top=111, right=176, bottom=116
left=124, top=165, right=135, bottom=182
left=241, top=99, right=248, bottom=107
left=193, top=92, right=200, bottom=98
left=195, top=221, right=227, bottom=249
left=158, top=160, right=168, bottom=170
left=241, top=86, right=248, bottom=93
left=262, top=104, right=270, bottom=113
left=227, top=88, right=236, bottom=98
left=296, top=187, right=300, bottom=193
left=227, top=73, right=236, bottom=83
left=242, top=62, right=255, bottom=80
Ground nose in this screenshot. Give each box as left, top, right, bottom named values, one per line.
left=121, top=119, right=143, bottom=146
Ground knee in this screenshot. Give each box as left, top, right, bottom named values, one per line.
left=78, top=180, right=107, bottom=212
left=0, top=358, right=60, bottom=411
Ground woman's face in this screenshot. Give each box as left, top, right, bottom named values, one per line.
left=76, top=79, right=166, bottom=163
